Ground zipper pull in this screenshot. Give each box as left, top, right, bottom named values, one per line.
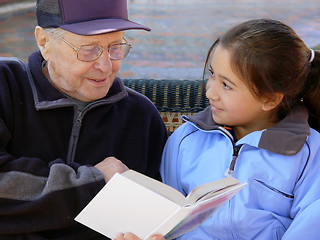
left=224, top=145, right=243, bottom=177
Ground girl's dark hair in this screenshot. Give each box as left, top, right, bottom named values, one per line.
left=203, top=19, right=320, bottom=130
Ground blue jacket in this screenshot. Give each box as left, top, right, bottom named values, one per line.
left=0, top=52, right=167, bottom=239
left=161, top=106, right=320, bottom=240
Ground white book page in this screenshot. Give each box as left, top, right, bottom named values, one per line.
left=75, top=173, right=181, bottom=239
left=123, top=170, right=187, bottom=205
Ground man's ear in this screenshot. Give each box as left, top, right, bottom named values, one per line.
left=34, top=26, right=50, bottom=60
left=261, top=92, right=284, bottom=111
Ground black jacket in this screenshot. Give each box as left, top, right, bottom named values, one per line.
left=0, top=51, right=167, bottom=239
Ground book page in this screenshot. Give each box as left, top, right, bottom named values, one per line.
left=123, top=170, right=187, bottom=205
left=164, top=183, right=246, bottom=240
left=75, top=173, right=181, bottom=239
left=186, top=176, right=240, bottom=204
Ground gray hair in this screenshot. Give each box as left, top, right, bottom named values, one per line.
left=43, top=27, right=66, bottom=38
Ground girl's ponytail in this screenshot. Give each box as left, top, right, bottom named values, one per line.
left=304, top=49, right=320, bottom=131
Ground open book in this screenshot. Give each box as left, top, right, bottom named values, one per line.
left=75, top=170, right=246, bottom=240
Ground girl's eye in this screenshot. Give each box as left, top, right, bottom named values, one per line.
left=208, top=68, right=214, bottom=76
left=223, top=82, right=231, bottom=90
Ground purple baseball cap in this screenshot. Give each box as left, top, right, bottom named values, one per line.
left=36, top=0, right=151, bottom=35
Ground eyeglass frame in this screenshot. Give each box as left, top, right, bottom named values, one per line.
left=57, top=35, right=132, bottom=62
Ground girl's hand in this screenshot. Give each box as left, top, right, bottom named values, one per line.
left=113, top=233, right=165, bottom=240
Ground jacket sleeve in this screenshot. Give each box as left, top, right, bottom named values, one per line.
left=282, top=129, right=320, bottom=239
left=0, top=76, right=106, bottom=234
left=0, top=118, right=105, bottom=234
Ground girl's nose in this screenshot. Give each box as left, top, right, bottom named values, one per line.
left=206, top=79, right=219, bottom=101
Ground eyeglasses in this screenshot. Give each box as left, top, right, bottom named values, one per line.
left=58, top=36, right=132, bottom=62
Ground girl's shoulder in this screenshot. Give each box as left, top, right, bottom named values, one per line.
left=307, top=128, right=320, bottom=147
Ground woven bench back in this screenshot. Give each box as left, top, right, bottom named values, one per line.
left=122, top=79, right=209, bottom=133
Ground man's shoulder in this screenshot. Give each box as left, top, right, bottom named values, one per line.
left=123, top=86, right=159, bottom=110
left=0, top=57, right=27, bottom=86
left=0, top=57, right=26, bottom=71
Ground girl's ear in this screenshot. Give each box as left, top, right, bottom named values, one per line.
left=34, top=26, right=50, bottom=61
left=261, top=92, right=284, bottom=111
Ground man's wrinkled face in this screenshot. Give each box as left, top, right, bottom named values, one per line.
left=42, top=30, right=123, bottom=102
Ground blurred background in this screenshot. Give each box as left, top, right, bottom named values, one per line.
left=0, top=0, right=319, bottom=80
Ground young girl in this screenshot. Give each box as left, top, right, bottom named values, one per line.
left=160, top=18, right=320, bottom=240
left=115, top=19, right=320, bottom=240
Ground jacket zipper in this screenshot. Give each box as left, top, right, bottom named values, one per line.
left=220, top=126, right=243, bottom=176
left=223, top=134, right=243, bottom=239
left=66, top=110, right=83, bottom=164
left=226, top=144, right=243, bottom=176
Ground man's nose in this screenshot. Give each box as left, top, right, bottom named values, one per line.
left=94, top=51, right=113, bottom=72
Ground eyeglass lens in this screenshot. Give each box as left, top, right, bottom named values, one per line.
left=78, top=43, right=131, bottom=61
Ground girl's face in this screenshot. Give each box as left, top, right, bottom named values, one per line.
left=206, top=45, right=276, bottom=139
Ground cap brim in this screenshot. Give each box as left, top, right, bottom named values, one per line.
left=60, top=19, right=151, bottom=36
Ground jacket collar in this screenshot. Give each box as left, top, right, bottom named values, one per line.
left=184, top=106, right=310, bottom=156
left=27, top=51, right=128, bottom=110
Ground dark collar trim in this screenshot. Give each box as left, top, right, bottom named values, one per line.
left=183, top=106, right=310, bottom=156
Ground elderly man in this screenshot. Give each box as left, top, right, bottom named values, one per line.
left=0, top=0, right=167, bottom=239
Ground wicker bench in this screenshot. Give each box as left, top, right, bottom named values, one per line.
left=122, top=79, right=209, bottom=134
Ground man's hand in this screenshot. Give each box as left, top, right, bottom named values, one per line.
left=95, top=156, right=129, bottom=182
